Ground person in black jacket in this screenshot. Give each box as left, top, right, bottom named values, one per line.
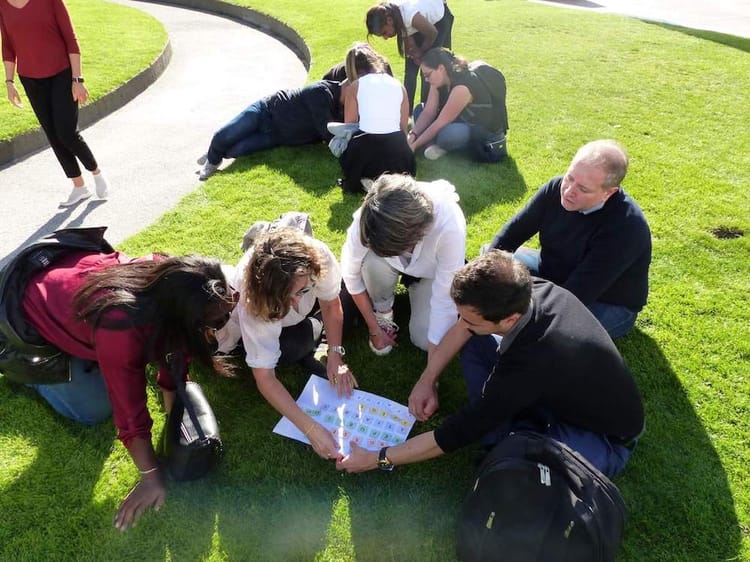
left=337, top=250, right=644, bottom=479
left=197, top=80, right=344, bottom=180
left=489, top=139, right=651, bottom=338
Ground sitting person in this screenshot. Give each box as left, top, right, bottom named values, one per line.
left=489, top=140, right=651, bottom=338
left=365, top=0, right=454, bottom=111
left=338, top=251, right=645, bottom=479
left=407, top=48, right=508, bottom=161
left=336, top=43, right=415, bottom=193
left=217, top=227, right=356, bottom=460
left=340, top=173, right=466, bottom=356
left=2, top=241, right=236, bottom=531
left=197, top=79, right=344, bottom=180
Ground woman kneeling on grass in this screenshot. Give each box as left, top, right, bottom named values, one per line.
left=336, top=42, right=415, bottom=193
left=9, top=250, right=236, bottom=530
left=219, top=227, right=357, bottom=460
left=408, top=48, right=508, bottom=161
left=340, top=173, right=466, bottom=358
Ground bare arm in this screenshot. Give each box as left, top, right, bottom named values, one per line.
left=319, top=296, right=358, bottom=397
left=409, top=13, right=438, bottom=60
left=400, top=84, right=410, bottom=134
left=344, top=81, right=359, bottom=123
left=410, top=85, right=472, bottom=151
left=68, top=53, right=88, bottom=104
left=114, top=437, right=166, bottom=531
left=408, top=320, right=472, bottom=420
left=3, top=61, right=22, bottom=108
left=253, top=366, right=339, bottom=459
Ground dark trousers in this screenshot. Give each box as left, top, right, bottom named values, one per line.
left=404, top=3, right=455, bottom=112
left=19, top=67, right=98, bottom=178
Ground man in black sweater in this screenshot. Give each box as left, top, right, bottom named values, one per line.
left=337, top=251, right=644, bottom=478
left=198, top=80, right=344, bottom=179
left=490, top=140, right=651, bottom=338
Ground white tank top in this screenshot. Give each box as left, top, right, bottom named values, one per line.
left=356, top=73, right=403, bottom=134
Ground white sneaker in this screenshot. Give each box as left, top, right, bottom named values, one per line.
left=369, top=310, right=399, bottom=356
left=60, top=187, right=92, bottom=207
left=196, top=153, right=208, bottom=165
left=199, top=162, right=218, bottom=180
left=424, top=144, right=448, bottom=160
left=93, top=172, right=109, bottom=198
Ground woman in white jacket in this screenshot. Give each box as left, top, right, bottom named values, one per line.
left=340, top=173, right=466, bottom=356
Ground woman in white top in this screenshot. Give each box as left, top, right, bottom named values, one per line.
left=222, top=228, right=357, bottom=460
left=366, top=0, right=454, bottom=111
left=340, top=173, right=466, bottom=357
left=338, top=43, right=415, bottom=193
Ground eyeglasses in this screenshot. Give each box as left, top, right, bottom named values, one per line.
left=294, top=285, right=313, bottom=298
left=422, top=68, right=434, bottom=80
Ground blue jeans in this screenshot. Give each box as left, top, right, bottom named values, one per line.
left=413, top=103, right=472, bottom=152
left=206, top=100, right=276, bottom=164
left=460, top=334, right=632, bottom=478
left=512, top=248, right=637, bottom=339
left=29, top=357, right=112, bottom=425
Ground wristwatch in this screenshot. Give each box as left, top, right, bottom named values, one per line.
left=378, top=447, right=395, bottom=472
left=72, top=76, right=85, bottom=83
left=329, top=345, right=346, bottom=356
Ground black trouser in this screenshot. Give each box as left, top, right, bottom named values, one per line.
left=404, top=2, right=455, bottom=112
left=19, top=67, right=98, bottom=178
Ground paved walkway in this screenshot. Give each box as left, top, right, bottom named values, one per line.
left=534, top=0, right=750, bottom=38
left=0, top=0, right=306, bottom=266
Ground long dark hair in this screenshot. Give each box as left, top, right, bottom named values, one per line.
left=421, top=48, right=469, bottom=85
left=74, top=255, right=234, bottom=375
left=366, top=3, right=407, bottom=57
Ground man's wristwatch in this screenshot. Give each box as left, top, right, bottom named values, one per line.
left=378, top=447, right=395, bottom=472
left=329, top=345, right=346, bottom=356
left=72, top=76, right=85, bottom=83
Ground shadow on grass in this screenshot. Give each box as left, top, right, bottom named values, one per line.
left=217, top=144, right=528, bottom=234
left=649, top=22, right=750, bottom=54
left=0, top=382, right=114, bottom=559
left=616, top=329, right=741, bottom=561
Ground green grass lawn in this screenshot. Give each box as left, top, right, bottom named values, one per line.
left=1, top=0, right=749, bottom=560
left=0, top=0, right=167, bottom=142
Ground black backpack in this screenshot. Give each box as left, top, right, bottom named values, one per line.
left=466, top=61, right=509, bottom=135
left=457, top=431, right=626, bottom=562
left=0, top=227, right=114, bottom=385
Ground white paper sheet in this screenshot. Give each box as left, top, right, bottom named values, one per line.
left=273, top=375, right=416, bottom=456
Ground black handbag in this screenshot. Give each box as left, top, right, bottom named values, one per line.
left=160, top=353, right=223, bottom=481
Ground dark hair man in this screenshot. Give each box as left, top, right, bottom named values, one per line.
left=489, top=140, right=651, bottom=338
left=337, top=251, right=644, bottom=479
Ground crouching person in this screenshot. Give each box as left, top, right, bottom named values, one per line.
left=338, top=250, right=644, bottom=479
left=0, top=230, right=237, bottom=530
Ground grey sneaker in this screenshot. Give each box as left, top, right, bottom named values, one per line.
left=196, top=153, right=208, bottom=165
left=369, top=310, right=399, bottom=356
left=59, top=187, right=92, bottom=207
left=424, top=144, right=448, bottom=160
left=93, top=172, right=109, bottom=198
left=199, top=162, right=218, bottom=180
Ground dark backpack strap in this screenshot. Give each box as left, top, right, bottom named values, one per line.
left=167, top=351, right=207, bottom=441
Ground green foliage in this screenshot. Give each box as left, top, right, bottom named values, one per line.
left=1, top=0, right=749, bottom=560
left=0, top=0, right=167, bottom=141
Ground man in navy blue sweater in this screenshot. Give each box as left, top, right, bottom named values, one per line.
left=337, top=251, right=644, bottom=479
left=490, top=140, right=651, bottom=338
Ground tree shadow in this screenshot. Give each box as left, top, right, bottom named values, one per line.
left=615, top=329, right=741, bottom=560
left=648, top=22, right=750, bottom=54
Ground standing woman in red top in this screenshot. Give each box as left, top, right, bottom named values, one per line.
left=1, top=0, right=109, bottom=206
